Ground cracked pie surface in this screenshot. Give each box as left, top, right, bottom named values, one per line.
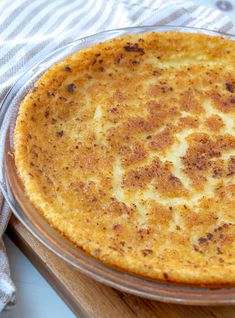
left=14, top=32, right=235, bottom=284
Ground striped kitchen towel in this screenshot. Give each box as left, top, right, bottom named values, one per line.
left=0, top=0, right=234, bottom=311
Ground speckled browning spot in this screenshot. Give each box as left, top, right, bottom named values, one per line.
left=65, top=66, right=72, bottom=72
left=56, top=130, right=64, bottom=137
left=148, top=128, right=175, bottom=153
left=67, top=83, right=75, bottom=93
left=204, top=115, right=225, bottom=131
left=123, top=43, right=145, bottom=55
left=141, top=249, right=153, bottom=257
left=14, top=32, right=235, bottom=285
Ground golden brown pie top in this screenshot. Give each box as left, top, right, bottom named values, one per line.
left=14, top=32, right=235, bottom=284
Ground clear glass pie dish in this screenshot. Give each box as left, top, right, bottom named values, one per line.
left=1, top=25, right=235, bottom=305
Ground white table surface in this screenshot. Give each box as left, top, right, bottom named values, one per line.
left=1, top=235, right=76, bottom=318
left=1, top=1, right=235, bottom=317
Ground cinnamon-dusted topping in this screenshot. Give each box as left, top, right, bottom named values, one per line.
left=147, top=128, right=175, bottom=154
left=198, top=237, right=208, bottom=244
left=147, top=201, right=172, bottom=226
left=225, top=82, right=234, bottom=93
left=141, top=249, right=153, bottom=257
left=228, top=156, right=235, bottom=176
left=119, top=142, right=147, bottom=166
left=14, top=32, right=235, bottom=285
left=106, top=199, right=134, bottom=216
left=65, top=66, right=72, bottom=72
left=179, top=90, right=205, bottom=114
left=123, top=43, right=145, bottom=55
left=56, top=130, right=64, bottom=137
left=204, top=115, right=225, bottom=131
left=211, top=91, right=235, bottom=113
left=99, top=66, right=105, bottom=72
left=182, top=133, right=235, bottom=188
left=163, top=272, right=169, bottom=280
left=44, top=111, right=50, bottom=118
left=115, top=53, right=124, bottom=64
left=67, top=83, right=75, bottom=93
left=177, top=116, right=199, bottom=130
left=123, top=157, right=187, bottom=197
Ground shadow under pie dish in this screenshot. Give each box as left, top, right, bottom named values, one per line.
left=1, top=25, right=235, bottom=304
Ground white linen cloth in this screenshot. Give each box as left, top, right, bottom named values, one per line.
left=0, top=0, right=234, bottom=311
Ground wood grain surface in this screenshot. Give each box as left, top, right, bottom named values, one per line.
left=7, top=215, right=235, bottom=318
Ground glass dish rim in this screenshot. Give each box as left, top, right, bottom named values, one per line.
left=1, top=25, right=235, bottom=305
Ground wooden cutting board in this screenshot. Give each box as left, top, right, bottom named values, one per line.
left=6, top=215, right=235, bottom=318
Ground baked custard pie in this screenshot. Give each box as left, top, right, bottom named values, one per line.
left=14, top=32, right=235, bottom=284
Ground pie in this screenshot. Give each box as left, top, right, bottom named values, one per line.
left=14, top=32, right=235, bottom=284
